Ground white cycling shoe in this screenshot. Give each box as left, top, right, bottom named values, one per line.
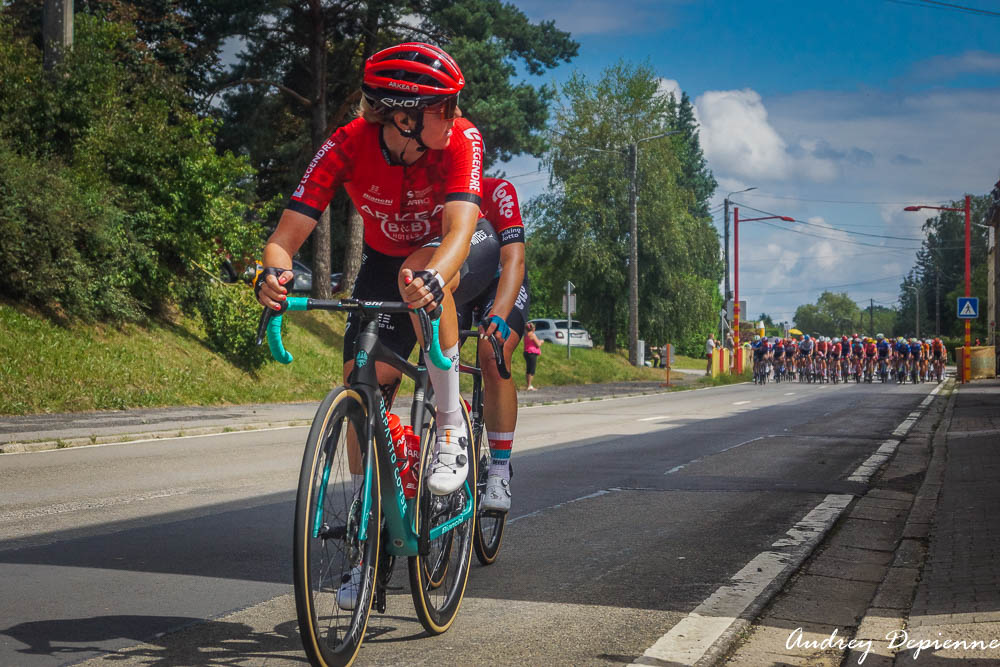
left=336, top=564, right=363, bottom=611
left=427, top=429, right=469, bottom=496
left=482, top=475, right=511, bottom=512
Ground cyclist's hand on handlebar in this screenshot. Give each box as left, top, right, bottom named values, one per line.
left=254, top=266, right=294, bottom=311
left=479, top=314, right=510, bottom=343
left=401, top=268, right=445, bottom=313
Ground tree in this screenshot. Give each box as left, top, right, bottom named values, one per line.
left=670, top=91, right=717, bottom=220
left=528, top=60, right=721, bottom=355
left=903, top=194, right=990, bottom=339
left=792, top=291, right=863, bottom=337
left=212, top=0, right=577, bottom=295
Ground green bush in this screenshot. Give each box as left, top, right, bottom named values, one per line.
left=0, top=15, right=264, bottom=321
left=194, top=281, right=273, bottom=371
left=0, top=141, right=142, bottom=320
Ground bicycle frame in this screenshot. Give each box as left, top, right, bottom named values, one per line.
left=267, top=297, right=474, bottom=559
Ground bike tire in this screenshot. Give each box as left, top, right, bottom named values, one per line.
left=408, top=404, right=476, bottom=635
left=473, top=421, right=507, bottom=565
left=294, top=388, right=380, bottom=667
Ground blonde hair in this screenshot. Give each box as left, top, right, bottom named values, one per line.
left=358, top=95, right=397, bottom=125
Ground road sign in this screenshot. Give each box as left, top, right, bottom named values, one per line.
left=957, top=297, right=979, bottom=319
left=562, top=293, right=576, bottom=314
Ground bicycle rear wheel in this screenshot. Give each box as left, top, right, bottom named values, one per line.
left=473, top=420, right=507, bottom=565
left=294, top=388, right=380, bottom=667
left=408, top=406, right=476, bottom=635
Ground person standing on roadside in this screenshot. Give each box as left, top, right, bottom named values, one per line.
left=523, top=322, right=543, bottom=391
left=724, top=333, right=735, bottom=370
left=705, top=333, right=717, bottom=375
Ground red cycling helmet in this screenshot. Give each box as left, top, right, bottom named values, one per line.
left=362, top=42, right=464, bottom=112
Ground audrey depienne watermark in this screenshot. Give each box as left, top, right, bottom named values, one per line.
left=786, top=627, right=1000, bottom=663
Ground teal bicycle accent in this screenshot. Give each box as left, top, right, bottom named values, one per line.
left=256, top=297, right=478, bottom=667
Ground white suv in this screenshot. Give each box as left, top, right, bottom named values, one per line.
left=529, top=318, right=594, bottom=349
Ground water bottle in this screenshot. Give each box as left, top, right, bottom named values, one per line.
left=402, top=424, right=420, bottom=499
left=386, top=414, right=412, bottom=491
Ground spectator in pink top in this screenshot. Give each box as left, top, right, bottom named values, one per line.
left=523, top=322, right=543, bottom=391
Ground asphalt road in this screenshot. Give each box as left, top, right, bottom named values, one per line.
left=0, top=378, right=940, bottom=666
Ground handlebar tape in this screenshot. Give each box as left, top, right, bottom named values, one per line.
left=426, top=316, right=452, bottom=371
left=265, top=297, right=308, bottom=365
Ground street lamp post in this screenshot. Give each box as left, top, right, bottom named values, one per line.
left=733, top=206, right=795, bottom=373
left=904, top=195, right=972, bottom=382
left=627, top=130, right=681, bottom=366
left=724, top=187, right=757, bottom=304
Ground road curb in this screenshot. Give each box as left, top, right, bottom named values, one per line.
left=2, top=379, right=749, bottom=455
left=692, top=378, right=952, bottom=667
left=845, top=378, right=957, bottom=666
left=0, top=420, right=313, bottom=455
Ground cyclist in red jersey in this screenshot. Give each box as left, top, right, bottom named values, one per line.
left=255, top=43, right=489, bottom=501
left=458, top=177, right=528, bottom=511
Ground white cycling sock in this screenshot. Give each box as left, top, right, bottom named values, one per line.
left=428, top=344, right=464, bottom=436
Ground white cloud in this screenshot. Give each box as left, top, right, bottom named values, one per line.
left=695, top=89, right=840, bottom=185
left=657, top=78, right=684, bottom=105
left=906, top=50, right=1000, bottom=82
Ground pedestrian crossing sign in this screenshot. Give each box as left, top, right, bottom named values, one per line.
left=957, top=297, right=979, bottom=319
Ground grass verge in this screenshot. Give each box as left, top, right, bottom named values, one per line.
left=2, top=302, right=696, bottom=415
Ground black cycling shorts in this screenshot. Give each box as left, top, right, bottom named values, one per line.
left=343, top=219, right=501, bottom=364
left=457, top=272, right=530, bottom=340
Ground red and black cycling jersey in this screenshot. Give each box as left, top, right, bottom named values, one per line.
left=288, top=116, right=484, bottom=257
left=480, top=178, right=525, bottom=246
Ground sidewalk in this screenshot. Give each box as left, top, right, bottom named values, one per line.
left=722, top=378, right=1000, bottom=666
left=0, top=379, right=694, bottom=453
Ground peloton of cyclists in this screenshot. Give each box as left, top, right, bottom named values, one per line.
left=758, top=330, right=947, bottom=385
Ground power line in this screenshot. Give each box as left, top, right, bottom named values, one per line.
left=742, top=191, right=953, bottom=206
left=886, top=0, right=1000, bottom=17
left=754, top=219, right=921, bottom=250
left=733, top=201, right=924, bottom=241
left=740, top=273, right=909, bottom=295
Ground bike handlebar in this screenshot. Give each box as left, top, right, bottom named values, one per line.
left=255, top=297, right=452, bottom=370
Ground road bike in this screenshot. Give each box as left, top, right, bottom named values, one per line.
left=258, top=296, right=481, bottom=666
left=455, top=329, right=511, bottom=564
left=877, top=357, right=890, bottom=383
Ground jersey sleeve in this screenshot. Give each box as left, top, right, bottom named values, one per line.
left=442, top=118, right=484, bottom=206
left=287, top=121, right=359, bottom=220
left=482, top=178, right=525, bottom=246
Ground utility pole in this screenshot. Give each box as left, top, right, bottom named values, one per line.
left=626, top=130, right=680, bottom=366
left=723, top=187, right=756, bottom=307
left=43, top=0, right=73, bottom=70
left=870, top=299, right=874, bottom=337
left=723, top=197, right=730, bottom=302
left=936, top=268, right=941, bottom=336
left=627, top=142, right=639, bottom=366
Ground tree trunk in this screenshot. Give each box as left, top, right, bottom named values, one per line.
left=603, top=323, right=617, bottom=353
left=309, top=0, right=331, bottom=299
left=343, top=203, right=364, bottom=293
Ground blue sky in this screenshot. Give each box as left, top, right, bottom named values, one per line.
left=497, top=0, right=1000, bottom=328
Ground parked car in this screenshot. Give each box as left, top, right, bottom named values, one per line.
left=290, top=259, right=343, bottom=294
left=528, top=318, right=594, bottom=349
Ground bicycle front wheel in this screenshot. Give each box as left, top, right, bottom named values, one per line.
left=473, top=421, right=507, bottom=565
left=294, top=388, right=380, bottom=667
left=408, top=407, right=476, bottom=635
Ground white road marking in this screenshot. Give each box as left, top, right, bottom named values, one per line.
left=847, top=439, right=901, bottom=483
left=638, top=415, right=672, bottom=422
left=10, top=425, right=309, bottom=455
left=784, top=392, right=796, bottom=396
left=732, top=401, right=751, bottom=406
left=632, top=494, right=853, bottom=666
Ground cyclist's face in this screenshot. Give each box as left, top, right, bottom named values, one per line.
left=419, top=102, right=460, bottom=150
